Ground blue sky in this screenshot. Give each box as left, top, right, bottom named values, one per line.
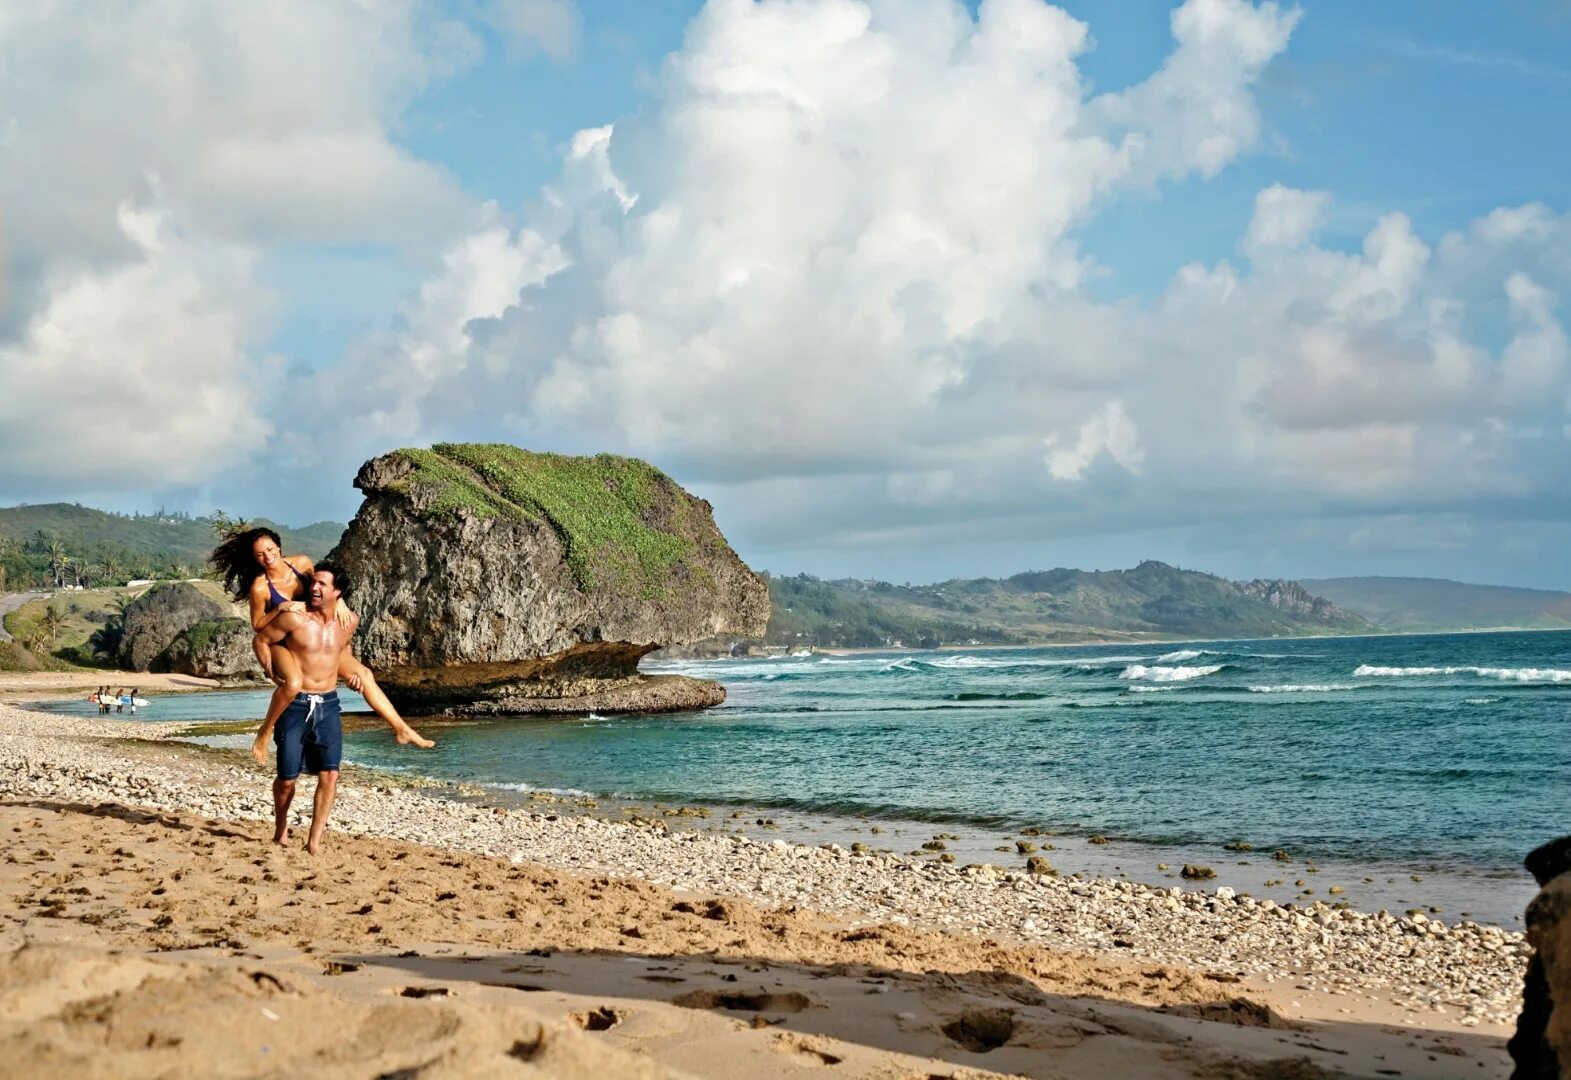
left=2, top=0, right=1569, bottom=587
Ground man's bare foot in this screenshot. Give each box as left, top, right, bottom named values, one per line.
left=273, top=827, right=289, bottom=845
left=396, top=727, right=435, bottom=749
left=251, top=736, right=269, bottom=766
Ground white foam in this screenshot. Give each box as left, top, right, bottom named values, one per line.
left=1119, top=664, right=1224, bottom=683
left=1156, top=649, right=1205, bottom=663
left=490, top=782, right=597, bottom=798
left=1247, top=684, right=1358, bottom=694
left=1354, top=664, right=1571, bottom=682
left=1126, top=684, right=1180, bottom=693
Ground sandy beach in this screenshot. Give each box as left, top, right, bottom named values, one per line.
left=0, top=676, right=1527, bottom=1078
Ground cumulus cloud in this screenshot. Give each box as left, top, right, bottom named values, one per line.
left=345, top=0, right=1299, bottom=476
left=302, top=0, right=1568, bottom=559
left=5, top=0, right=1568, bottom=576
left=0, top=204, right=273, bottom=492
left=0, top=0, right=488, bottom=497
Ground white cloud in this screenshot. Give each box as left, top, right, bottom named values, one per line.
left=0, top=0, right=490, bottom=501
left=1045, top=401, right=1145, bottom=481
left=1244, top=183, right=1329, bottom=254
left=314, top=0, right=1569, bottom=556
left=0, top=204, right=273, bottom=491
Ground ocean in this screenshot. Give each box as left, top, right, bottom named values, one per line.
left=36, top=629, right=1568, bottom=925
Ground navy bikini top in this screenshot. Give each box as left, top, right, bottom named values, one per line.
left=263, top=561, right=312, bottom=612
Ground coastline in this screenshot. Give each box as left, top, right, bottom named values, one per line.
left=0, top=684, right=1529, bottom=1077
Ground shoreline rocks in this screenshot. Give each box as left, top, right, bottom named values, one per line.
left=0, top=701, right=1530, bottom=1030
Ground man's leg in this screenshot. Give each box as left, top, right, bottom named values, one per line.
left=306, top=770, right=338, bottom=855
left=340, top=656, right=433, bottom=748
left=271, top=695, right=307, bottom=844
left=272, top=777, right=297, bottom=845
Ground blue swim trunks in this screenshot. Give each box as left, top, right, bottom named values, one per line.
left=274, top=690, right=343, bottom=780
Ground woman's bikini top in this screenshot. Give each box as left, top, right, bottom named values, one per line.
left=263, top=560, right=312, bottom=612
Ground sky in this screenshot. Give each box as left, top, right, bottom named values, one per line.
left=2, top=0, right=1570, bottom=588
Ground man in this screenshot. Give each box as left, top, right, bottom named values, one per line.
left=254, top=561, right=393, bottom=854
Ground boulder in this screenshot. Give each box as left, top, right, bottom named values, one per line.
left=330, top=444, right=769, bottom=715
left=156, top=618, right=264, bottom=682
left=116, top=583, right=224, bottom=672
left=1511, top=836, right=1571, bottom=1079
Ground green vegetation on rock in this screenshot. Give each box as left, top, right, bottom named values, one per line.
left=387, top=444, right=703, bottom=597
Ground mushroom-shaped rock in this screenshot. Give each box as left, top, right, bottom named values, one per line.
left=329, top=444, right=769, bottom=715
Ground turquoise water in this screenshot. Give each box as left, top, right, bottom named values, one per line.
left=40, top=631, right=1568, bottom=874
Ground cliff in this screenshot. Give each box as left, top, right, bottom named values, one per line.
left=329, top=444, right=769, bottom=715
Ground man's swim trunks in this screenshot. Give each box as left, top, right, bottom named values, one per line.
left=274, top=690, right=343, bottom=780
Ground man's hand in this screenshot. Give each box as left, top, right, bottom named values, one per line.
left=345, top=670, right=364, bottom=692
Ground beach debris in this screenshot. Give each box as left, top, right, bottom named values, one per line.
left=1181, top=865, right=1217, bottom=880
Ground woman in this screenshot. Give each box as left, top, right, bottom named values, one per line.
left=209, top=527, right=432, bottom=763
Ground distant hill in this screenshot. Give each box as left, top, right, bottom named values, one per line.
left=0, top=503, right=344, bottom=589
left=1303, top=577, right=1571, bottom=632
left=746, top=561, right=1369, bottom=651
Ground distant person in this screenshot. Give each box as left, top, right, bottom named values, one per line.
left=251, top=563, right=415, bottom=854
left=115, top=688, right=126, bottom=714
left=207, top=527, right=432, bottom=763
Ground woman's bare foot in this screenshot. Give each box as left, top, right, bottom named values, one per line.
left=396, top=726, right=435, bottom=749
left=251, top=736, right=270, bottom=766
left=306, top=836, right=323, bottom=855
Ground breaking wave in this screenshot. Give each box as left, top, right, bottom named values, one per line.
left=1155, top=649, right=1206, bottom=663
left=1354, top=665, right=1571, bottom=683
left=1119, top=663, right=1225, bottom=683
left=1247, top=684, right=1359, bottom=694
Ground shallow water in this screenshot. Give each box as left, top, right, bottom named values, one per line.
left=36, top=629, right=1567, bottom=923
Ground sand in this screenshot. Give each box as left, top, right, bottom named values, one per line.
left=0, top=678, right=1520, bottom=1078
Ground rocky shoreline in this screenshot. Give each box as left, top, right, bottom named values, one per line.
left=0, top=699, right=1528, bottom=1034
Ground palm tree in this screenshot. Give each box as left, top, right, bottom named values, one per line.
left=45, top=540, right=70, bottom=587
left=102, top=554, right=123, bottom=586
left=24, top=604, right=65, bottom=654
left=209, top=510, right=251, bottom=540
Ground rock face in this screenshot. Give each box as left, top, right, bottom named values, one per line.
left=156, top=618, right=264, bottom=682
left=1512, top=836, right=1571, bottom=1079
left=117, top=584, right=225, bottom=672
left=1234, top=579, right=1352, bottom=625
left=329, top=444, right=769, bottom=715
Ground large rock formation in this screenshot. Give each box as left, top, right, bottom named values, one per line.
left=117, top=583, right=225, bottom=672
left=329, top=444, right=769, bottom=715
left=155, top=618, right=264, bottom=682
left=1512, top=836, right=1571, bottom=1079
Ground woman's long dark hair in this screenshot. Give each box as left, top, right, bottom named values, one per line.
left=209, top=526, right=283, bottom=600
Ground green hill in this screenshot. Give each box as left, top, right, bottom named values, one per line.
left=0, top=503, right=344, bottom=590
left=1302, top=577, right=1571, bottom=632
left=756, top=561, right=1368, bottom=650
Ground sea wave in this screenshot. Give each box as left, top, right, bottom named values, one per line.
left=1120, top=663, right=1225, bottom=683
left=1354, top=664, right=1571, bottom=682
left=1155, top=649, right=1206, bottom=663
left=1247, top=684, right=1359, bottom=694
left=1126, top=685, right=1181, bottom=693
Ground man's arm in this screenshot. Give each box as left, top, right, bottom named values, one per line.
left=256, top=608, right=306, bottom=646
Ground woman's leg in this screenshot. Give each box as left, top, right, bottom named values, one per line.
left=338, top=655, right=433, bottom=748
left=253, top=644, right=303, bottom=765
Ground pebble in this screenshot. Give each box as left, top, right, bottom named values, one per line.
left=0, top=705, right=1529, bottom=1028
